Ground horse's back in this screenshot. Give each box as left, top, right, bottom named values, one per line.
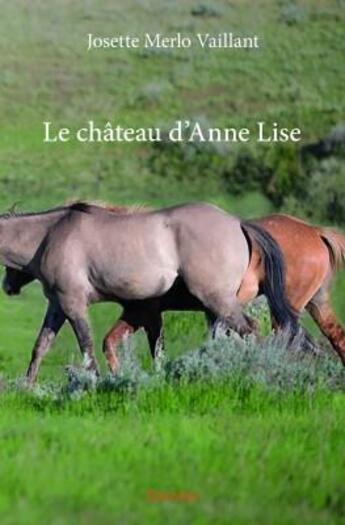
left=40, top=202, right=250, bottom=305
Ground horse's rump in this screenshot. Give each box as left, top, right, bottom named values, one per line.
left=319, top=228, right=345, bottom=269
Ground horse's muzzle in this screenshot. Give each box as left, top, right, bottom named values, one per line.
left=2, top=281, right=19, bottom=296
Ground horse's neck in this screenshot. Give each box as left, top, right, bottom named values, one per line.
left=0, top=209, right=67, bottom=268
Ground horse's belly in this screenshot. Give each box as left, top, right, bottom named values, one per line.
left=90, top=265, right=178, bottom=301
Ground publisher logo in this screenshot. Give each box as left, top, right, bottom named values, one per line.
left=147, top=489, right=199, bottom=503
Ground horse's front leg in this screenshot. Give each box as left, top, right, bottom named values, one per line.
left=56, top=290, right=99, bottom=375
left=103, top=313, right=138, bottom=373
left=26, top=302, right=66, bottom=385
left=68, top=314, right=99, bottom=376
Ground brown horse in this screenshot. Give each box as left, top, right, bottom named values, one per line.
left=0, top=202, right=296, bottom=383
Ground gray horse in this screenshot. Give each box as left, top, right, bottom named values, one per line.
left=0, top=202, right=297, bottom=383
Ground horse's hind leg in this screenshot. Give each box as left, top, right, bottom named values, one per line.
left=306, top=290, right=345, bottom=365
left=205, top=309, right=258, bottom=339
left=202, top=293, right=254, bottom=339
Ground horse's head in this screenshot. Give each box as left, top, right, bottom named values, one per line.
left=2, top=267, right=35, bottom=296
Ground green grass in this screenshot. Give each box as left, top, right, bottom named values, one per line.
left=0, top=1, right=344, bottom=523
left=0, top=384, right=343, bottom=525
left=0, top=299, right=344, bottom=524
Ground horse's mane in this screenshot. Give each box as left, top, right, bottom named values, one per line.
left=1, top=203, right=68, bottom=220
left=0, top=200, right=151, bottom=220
left=68, top=200, right=150, bottom=215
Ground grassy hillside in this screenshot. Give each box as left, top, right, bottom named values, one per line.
left=0, top=0, right=344, bottom=209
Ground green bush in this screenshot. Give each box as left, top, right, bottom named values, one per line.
left=222, top=151, right=271, bottom=195
left=147, top=120, right=345, bottom=224
left=146, top=119, right=232, bottom=194
left=284, top=157, right=345, bottom=223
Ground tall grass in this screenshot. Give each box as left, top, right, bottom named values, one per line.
left=2, top=326, right=342, bottom=416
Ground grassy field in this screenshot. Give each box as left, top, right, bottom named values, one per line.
left=0, top=384, right=343, bottom=525
left=0, top=1, right=344, bottom=524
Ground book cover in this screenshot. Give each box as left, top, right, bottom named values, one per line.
left=0, top=1, right=343, bottom=524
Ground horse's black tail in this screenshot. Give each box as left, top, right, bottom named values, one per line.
left=240, top=221, right=299, bottom=336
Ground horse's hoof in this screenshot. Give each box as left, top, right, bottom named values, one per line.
left=24, top=378, right=35, bottom=390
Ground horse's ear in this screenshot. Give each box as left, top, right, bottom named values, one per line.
left=7, top=202, right=21, bottom=216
